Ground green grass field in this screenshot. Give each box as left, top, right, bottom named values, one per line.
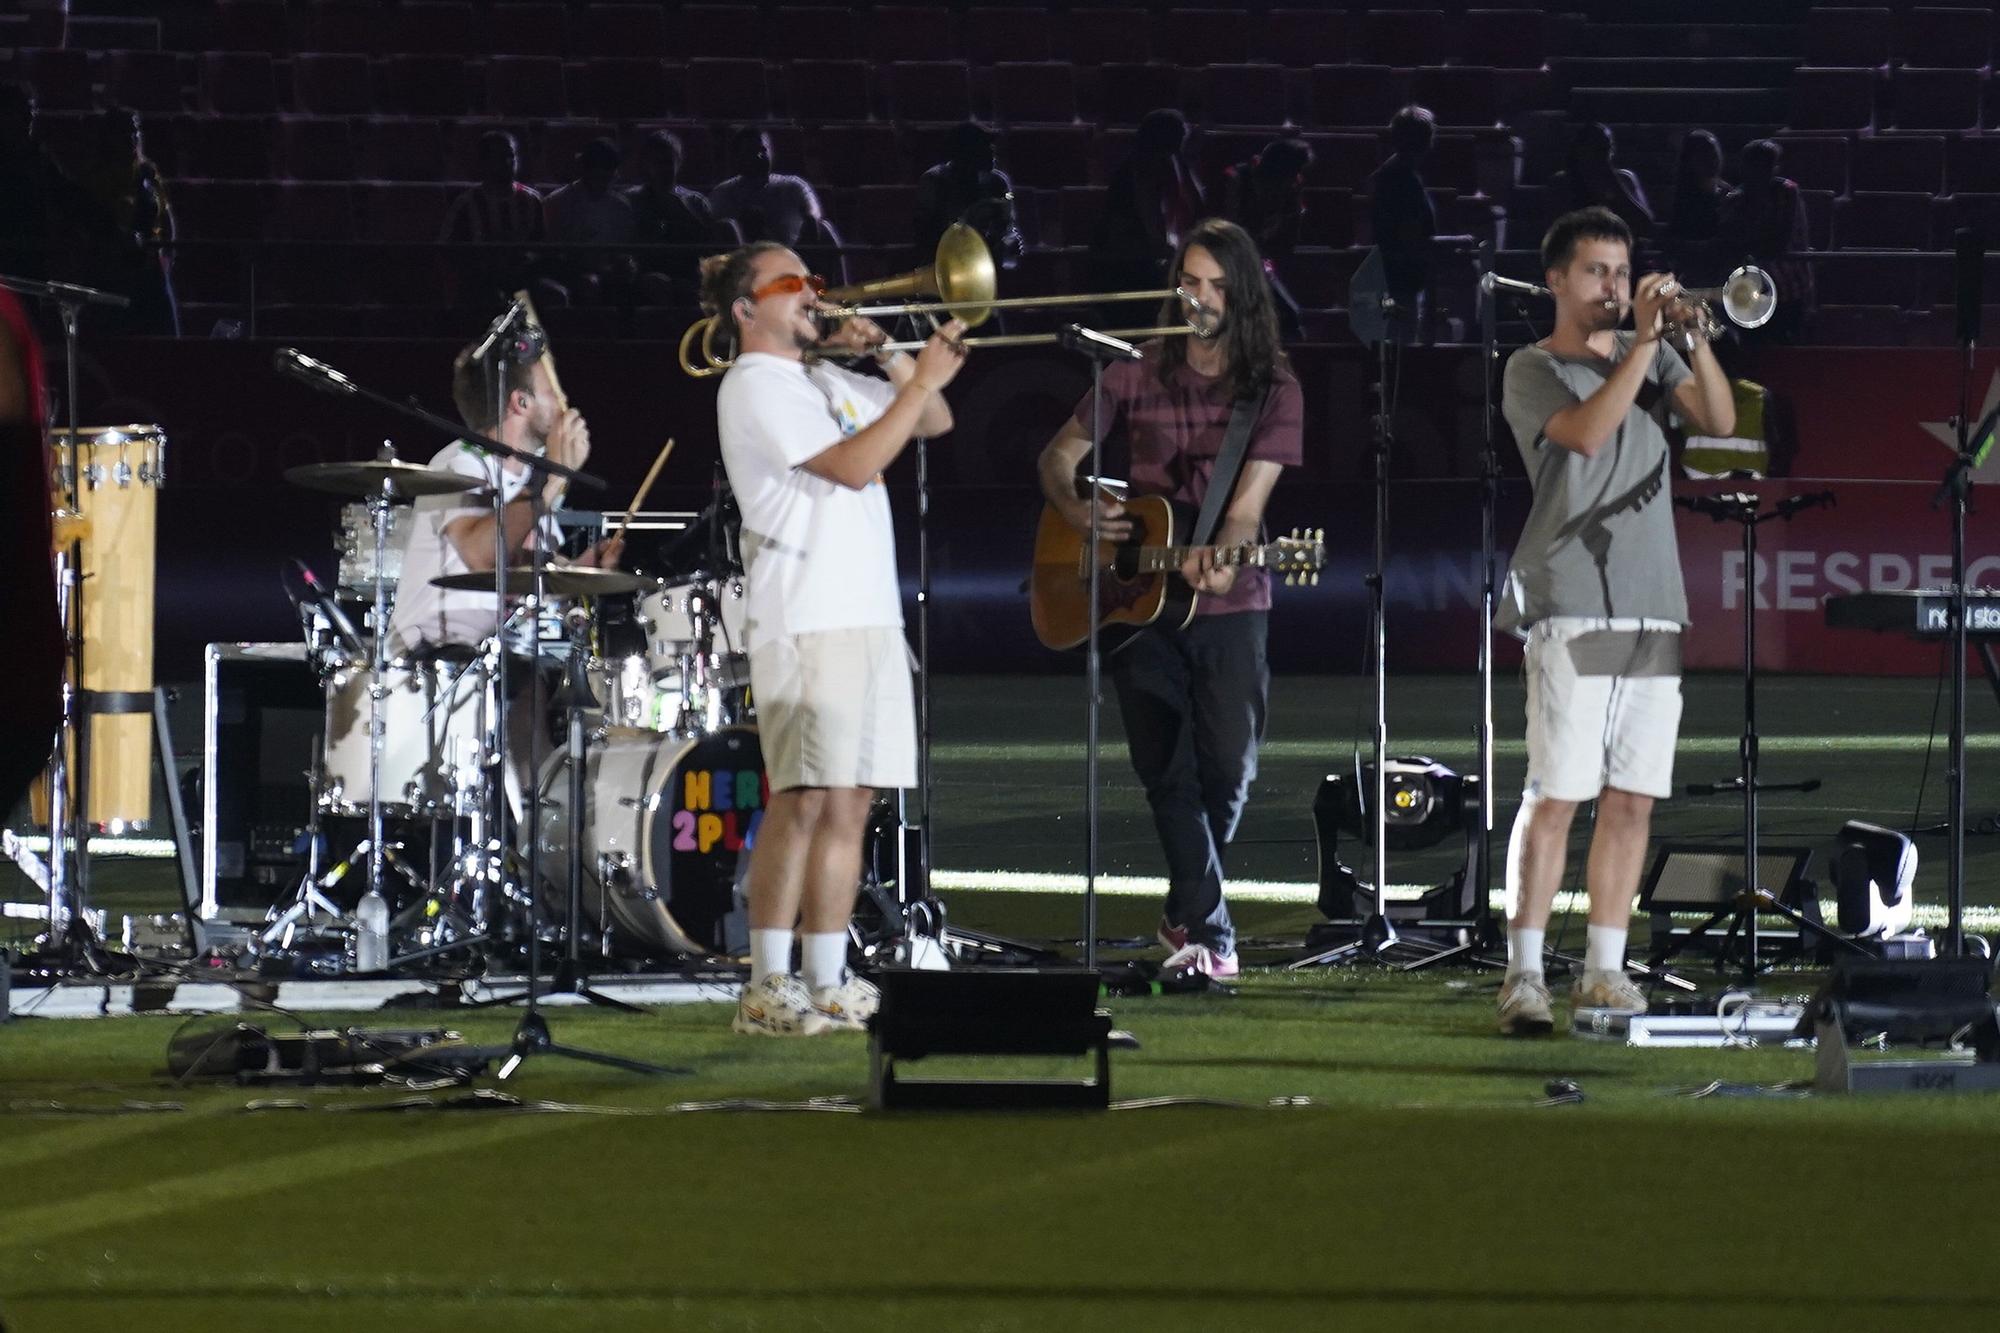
left=6, top=674, right=2000, bottom=1330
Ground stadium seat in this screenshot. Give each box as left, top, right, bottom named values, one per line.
left=104, top=51, right=187, bottom=114
left=1947, top=134, right=2000, bottom=194
left=175, top=114, right=275, bottom=179
left=304, top=0, right=384, bottom=55
left=1093, top=64, right=1186, bottom=124
left=1198, top=64, right=1292, bottom=128
left=1851, top=134, right=1946, bottom=192
left=1891, top=67, right=1984, bottom=130
left=1901, top=7, right=1993, bottom=71
left=964, top=7, right=1055, bottom=62
left=491, top=3, right=567, bottom=58
left=399, top=1, right=476, bottom=56
left=1311, top=64, right=1411, bottom=129
left=1064, top=8, right=1154, bottom=65
left=1768, top=135, right=1850, bottom=193
left=887, top=61, right=973, bottom=122
left=1001, top=125, right=1094, bottom=189
left=991, top=62, right=1081, bottom=125
left=291, top=52, right=374, bottom=116
left=274, top=115, right=356, bottom=182
left=786, top=60, right=876, bottom=123
left=1414, top=66, right=1501, bottom=129
left=1363, top=8, right=1449, bottom=66
left=1300, top=187, right=1356, bottom=247
left=486, top=56, right=569, bottom=118
left=1463, top=9, right=1548, bottom=71
left=774, top=6, right=866, bottom=62
left=571, top=58, right=675, bottom=121
left=1805, top=7, right=1894, bottom=68
left=845, top=184, right=920, bottom=248
left=266, top=180, right=358, bottom=243
left=1302, top=133, right=1385, bottom=189
left=812, top=123, right=907, bottom=187
left=1253, top=10, right=1348, bottom=68
left=1814, top=252, right=1923, bottom=306
left=17, top=48, right=94, bottom=113
left=213, top=0, right=289, bottom=54
left=167, top=178, right=267, bottom=242
left=374, top=55, right=477, bottom=116
left=686, top=57, right=773, bottom=122
left=355, top=116, right=448, bottom=183
left=575, top=3, right=670, bottom=59
left=1157, top=11, right=1251, bottom=66
left=871, top=8, right=958, bottom=64
left=1833, top=190, right=1937, bottom=248
left=1787, top=66, right=1879, bottom=130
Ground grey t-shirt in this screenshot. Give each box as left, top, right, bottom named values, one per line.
left=1498, top=332, right=1692, bottom=634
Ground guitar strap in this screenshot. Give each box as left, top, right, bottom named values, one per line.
left=1189, top=390, right=1262, bottom=547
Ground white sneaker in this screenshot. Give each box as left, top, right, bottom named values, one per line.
left=731, top=973, right=832, bottom=1037
left=1572, top=968, right=1649, bottom=1014
left=1497, top=972, right=1554, bottom=1036
left=810, top=974, right=881, bottom=1031
left=1161, top=942, right=1240, bottom=979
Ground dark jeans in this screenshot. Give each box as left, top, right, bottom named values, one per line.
left=1108, top=610, right=1269, bottom=955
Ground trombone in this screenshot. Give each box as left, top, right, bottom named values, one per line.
left=677, top=223, right=1209, bottom=376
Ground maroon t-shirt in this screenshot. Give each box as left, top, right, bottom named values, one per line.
left=1068, top=345, right=1305, bottom=615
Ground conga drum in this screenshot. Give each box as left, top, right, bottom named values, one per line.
left=48, top=425, right=167, bottom=831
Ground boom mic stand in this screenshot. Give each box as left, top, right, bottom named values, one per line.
left=1, top=272, right=129, bottom=978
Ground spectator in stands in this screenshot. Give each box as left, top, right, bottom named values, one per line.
left=0, top=82, right=76, bottom=284
left=1367, top=106, right=1439, bottom=344
left=913, top=121, right=1023, bottom=270
left=545, top=136, right=640, bottom=307
left=1220, top=137, right=1312, bottom=339
left=708, top=125, right=837, bottom=250
left=1090, top=108, right=1205, bottom=301
left=630, top=129, right=735, bottom=304
left=1719, top=139, right=1814, bottom=341
left=439, top=129, right=554, bottom=313
left=1549, top=122, right=1653, bottom=240
left=1665, top=129, right=1728, bottom=286
left=70, top=107, right=178, bottom=335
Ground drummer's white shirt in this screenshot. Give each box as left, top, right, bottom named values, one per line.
left=717, top=353, right=903, bottom=652
left=385, top=439, right=561, bottom=655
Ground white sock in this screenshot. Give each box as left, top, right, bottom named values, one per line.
left=1506, top=926, right=1545, bottom=979
left=801, top=931, right=848, bottom=991
left=749, top=929, right=794, bottom=986
left=1586, top=924, right=1627, bottom=975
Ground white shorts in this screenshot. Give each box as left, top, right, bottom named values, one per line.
left=1522, top=617, right=1684, bottom=802
left=748, top=627, right=917, bottom=793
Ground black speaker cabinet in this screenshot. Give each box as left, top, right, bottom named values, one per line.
left=200, top=643, right=323, bottom=920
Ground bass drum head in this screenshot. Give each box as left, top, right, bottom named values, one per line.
left=535, top=725, right=763, bottom=958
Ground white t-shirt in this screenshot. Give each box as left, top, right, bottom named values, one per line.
left=717, top=353, right=902, bottom=650
left=386, top=440, right=561, bottom=655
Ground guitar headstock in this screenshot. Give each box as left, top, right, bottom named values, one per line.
left=1279, top=528, right=1325, bottom=587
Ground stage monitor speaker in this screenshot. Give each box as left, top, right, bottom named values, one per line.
left=1830, top=820, right=1917, bottom=937
left=1810, top=955, right=1995, bottom=1047
left=1638, top=843, right=1814, bottom=914
left=200, top=643, right=323, bottom=921
left=868, top=967, right=1113, bottom=1110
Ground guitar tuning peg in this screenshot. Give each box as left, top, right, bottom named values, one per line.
left=1311, top=573, right=1320, bottom=586
left=1284, top=573, right=1294, bottom=587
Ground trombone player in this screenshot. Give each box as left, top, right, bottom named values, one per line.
left=699, top=240, right=967, bottom=1037
left=1494, top=205, right=1736, bottom=1036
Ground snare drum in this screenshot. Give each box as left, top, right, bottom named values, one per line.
left=533, top=725, right=763, bottom=957
left=638, top=577, right=748, bottom=668
left=321, top=657, right=487, bottom=815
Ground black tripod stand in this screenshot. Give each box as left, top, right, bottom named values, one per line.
left=1674, top=489, right=1858, bottom=978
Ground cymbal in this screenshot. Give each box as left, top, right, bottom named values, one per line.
left=430, top=566, right=654, bottom=598
left=284, top=460, right=480, bottom=498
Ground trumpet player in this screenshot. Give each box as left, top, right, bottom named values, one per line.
left=699, top=241, right=967, bottom=1037
left=1494, top=205, right=1735, bottom=1036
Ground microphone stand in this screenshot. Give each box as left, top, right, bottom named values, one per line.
left=1, top=271, right=128, bottom=978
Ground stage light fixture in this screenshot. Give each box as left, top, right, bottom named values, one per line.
left=1325, top=755, right=1468, bottom=852
left=1829, top=820, right=1917, bottom=938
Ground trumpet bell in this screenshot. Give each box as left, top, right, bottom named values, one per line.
left=823, top=222, right=996, bottom=328
left=1720, top=265, right=1777, bottom=330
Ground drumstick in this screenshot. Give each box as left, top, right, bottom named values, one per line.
left=513, top=289, right=569, bottom=413
left=611, top=437, right=676, bottom=545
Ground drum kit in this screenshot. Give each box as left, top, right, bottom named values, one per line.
left=270, top=456, right=763, bottom=974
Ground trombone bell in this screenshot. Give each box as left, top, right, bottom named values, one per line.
left=823, top=221, right=996, bottom=328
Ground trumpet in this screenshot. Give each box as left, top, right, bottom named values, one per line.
left=677, top=224, right=1215, bottom=376
left=1482, top=265, right=1777, bottom=342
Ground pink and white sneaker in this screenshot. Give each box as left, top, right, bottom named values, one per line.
left=1161, top=942, right=1240, bottom=979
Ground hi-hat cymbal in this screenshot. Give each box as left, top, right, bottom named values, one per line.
left=284, top=460, right=481, bottom=498
left=430, top=566, right=653, bottom=598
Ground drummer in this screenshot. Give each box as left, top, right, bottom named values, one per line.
left=386, top=339, right=620, bottom=810
left=387, top=342, right=618, bottom=658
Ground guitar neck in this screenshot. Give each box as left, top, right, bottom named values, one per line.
left=1132, top=542, right=1267, bottom=572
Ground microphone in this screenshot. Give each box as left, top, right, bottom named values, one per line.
left=1479, top=273, right=1548, bottom=300
left=1059, top=324, right=1143, bottom=361
left=471, top=296, right=527, bottom=362
left=273, top=347, right=359, bottom=397
left=293, top=560, right=366, bottom=655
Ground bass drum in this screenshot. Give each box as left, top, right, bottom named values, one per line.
left=533, top=725, right=763, bottom=957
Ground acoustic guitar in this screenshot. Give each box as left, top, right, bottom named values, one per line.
left=1030, top=493, right=1324, bottom=652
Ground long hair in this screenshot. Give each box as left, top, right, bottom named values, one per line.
left=1155, top=217, right=1288, bottom=401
